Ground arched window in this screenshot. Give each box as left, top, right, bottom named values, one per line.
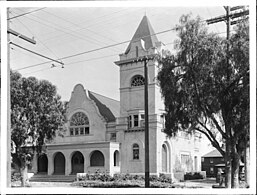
left=132, top=143, right=139, bottom=160
left=162, top=144, right=168, bottom=172
left=90, top=150, right=105, bottom=166
left=70, top=112, right=89, bottom=136
left=114, top=150, right=119, bottom=166
left=131, top=75, right=145, bottom=87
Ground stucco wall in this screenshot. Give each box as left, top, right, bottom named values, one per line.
left=53, top=84, right=107, bottom=144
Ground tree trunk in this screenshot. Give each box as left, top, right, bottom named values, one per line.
left=231, top=153, right=240, bottom=188
left=20, top=165, right=28, bottom=187
left=225, top=140, right=231, bottom=188
left=244, top=145, right=250, bottom=187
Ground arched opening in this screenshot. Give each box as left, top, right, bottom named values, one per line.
left=90, top=150, right=104, bottom=166
left=37, top=154, right=48, bottom=173
left=71, top=151, right=84, bottom=174
left=132, top=143, right=139, bottom=160
left=114, top=150, right=119, bottom=166
left=162, top=144, right=168, bottom=173
left=131, top=75, right=145, bottom=87
left=54, top=152, right=65, bottom=175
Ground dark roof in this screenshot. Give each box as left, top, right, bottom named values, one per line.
left=88, top=91, right=120, bottom=122
left=125, top=15, right=159, bottom=54
left=202, top=149, right=223, bottom=158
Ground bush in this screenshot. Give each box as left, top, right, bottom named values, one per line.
left=79, top=172, right=172, bottom=183
left=184, top=172, right=204, bottom=180
left=11, top=172, right=21, bottom=182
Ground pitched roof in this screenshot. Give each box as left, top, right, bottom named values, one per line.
left=88, top=91, right=120, bottom=122
left=202, top=149, right=223, bottom=158
left=125, top=15, right=159, bottom=54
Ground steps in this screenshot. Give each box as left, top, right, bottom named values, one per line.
left=29, top=173, right=76, bottom=182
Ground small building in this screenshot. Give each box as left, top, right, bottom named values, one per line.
left=201, top=149, right=225, bottom=177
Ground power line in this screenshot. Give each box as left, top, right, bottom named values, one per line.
left=10, top=42, right=64, bottom=65
left=13, top=15, right=233, bottom=72
left=8, top=8, right=46, bottom=20
left=14, top=16, right=61, bottom=61
left=13, top=27, right=176, bottom=71
left=40, top=9, right=121, bottom=52
left=12, top=10, right=239, bottom=73
left=11, top=10, right=121, bottom=53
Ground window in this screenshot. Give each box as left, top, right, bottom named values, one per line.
left=70, top=112, right=89, bottom=136
left=181, top=154, right=190, bottom=171
left=80, top=127, right=84, bottom=135
left=128, top=114, right=145, bottom=129
left=128, top=116, right=132, bottom=128
left=110, top=133, right=116, bottom=140
left=131, top=75, right=145, bottom=87
left=210, top=167, right=214, bottom=174
left=134, top=115, right=139, bottom=127
left=160, top=114, right=165, bottom=129
left=70, top=128, right=74, bottom=136
left=136, top=46, right=139, bottom=57
left=114, top=150, right=119, bottom=166
left=210, top=158, right=213, bottom=163
left=133, top=144, right=139, bottom=160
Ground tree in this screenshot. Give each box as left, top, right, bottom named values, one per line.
left=11, top=71, right=66, bottom=186
left=157, top=14, right=249, bottom=188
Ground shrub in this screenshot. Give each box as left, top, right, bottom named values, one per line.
left=184, top=172, right=204, bottom=180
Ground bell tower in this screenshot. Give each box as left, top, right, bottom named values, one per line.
left=115, top=16, right=167, bottom=175
left=115, top=15, right=165, bottom=118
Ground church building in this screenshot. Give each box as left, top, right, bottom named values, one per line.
left=32, top=16, right=203, bottom=180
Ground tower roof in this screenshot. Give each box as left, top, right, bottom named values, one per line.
left=125, top=15, right=159, bottom=54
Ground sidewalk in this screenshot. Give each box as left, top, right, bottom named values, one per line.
left=174, top=178, right=217, bottom=188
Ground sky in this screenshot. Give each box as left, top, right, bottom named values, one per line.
left=9, top=6, right=227, bottom=101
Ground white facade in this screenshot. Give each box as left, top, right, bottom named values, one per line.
left=32, top=16, right=203, bottom=179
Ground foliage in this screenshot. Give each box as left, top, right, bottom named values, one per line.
left=10, top=70, right=66, bottom=185
left=157, top=14, right=249, bottom=188
left=184, top=172, right=205, bottom=180
left=77, top=171, right=172, bottom=184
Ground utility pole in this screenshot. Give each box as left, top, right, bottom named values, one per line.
left=7, top=8, right=38, bottom=187
left=143, top=57, right=149, bottom=188
left=225, top=6, right=231, bottom=189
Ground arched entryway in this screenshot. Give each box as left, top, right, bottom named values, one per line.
left=71, top=151, right=84, bottom=174
left=90, top=150, right=104, bottom=166
left=54, top=152, right=65, bottom=174
left=162, top=144, right=168, bottom=173
left=37, top=154, right=48, bottom=173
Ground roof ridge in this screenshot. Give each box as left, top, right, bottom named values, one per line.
left=89, top=90, right=119, bottom=102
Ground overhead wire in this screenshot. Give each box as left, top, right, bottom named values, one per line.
left=10, top=10, right=122, bottom=54
left=13, top=16, right=62, bottom=62
left=22, top=46, right=150, bottom=76
left=12, top=7, right=134, bottom=44
left=11, top=8, right=235, bottom=73
left=39, top=9, right=121, bottom=53
left=13, top=26, right=177, bottom=71
left=8, top=8, right=46, bottom=20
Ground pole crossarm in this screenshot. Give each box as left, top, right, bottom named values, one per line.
left=8, top=28, right=36, bottom=45
left=206, top=9, right=249, bottom=25
left=10, top=42, right=64, bottom=66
